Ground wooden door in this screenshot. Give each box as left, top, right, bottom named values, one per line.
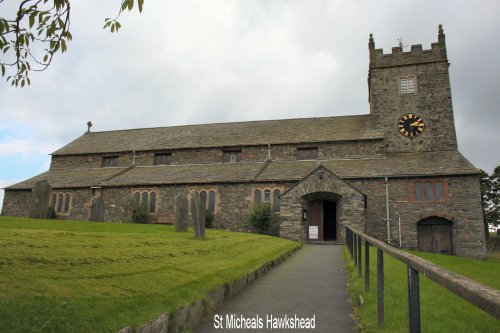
left=417, top=224, right=433, bottom=252
left=417, top=218, right=453, bottom=255
left=433, top=224, right=453, bottom=254
left=308, top=201, right=323, bottom=240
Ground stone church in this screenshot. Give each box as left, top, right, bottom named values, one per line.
left=1, top=26, right=487, bottom=258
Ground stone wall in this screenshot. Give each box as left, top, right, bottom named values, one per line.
left=1, top=190, right=32, bottom=217
left=1, top=173, right=486, bottom=258
left=350, top=174, right=487, bottom=258
left=369, top=61, right=458, bottom=153
left=49, top=141, right=385, bottom=170
left=280, top=167, right=366, bottom=242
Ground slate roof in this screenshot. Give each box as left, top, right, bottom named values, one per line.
left=6, top=151, right=478, bottom=190
left=6, top=167, right=128, bottom=190
left=52, top=115, right=384, bottom=155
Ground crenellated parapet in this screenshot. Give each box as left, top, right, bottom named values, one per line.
left=369, top=24, right=447, bottom=68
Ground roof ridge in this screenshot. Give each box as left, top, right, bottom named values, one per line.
left=81, top=114, right=373, bottom=135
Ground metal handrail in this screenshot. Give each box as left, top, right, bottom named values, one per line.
left=345, top=225, right=500, bottom=333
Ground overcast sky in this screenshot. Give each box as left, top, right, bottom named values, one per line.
left=1, top=0, right=499, bottom=210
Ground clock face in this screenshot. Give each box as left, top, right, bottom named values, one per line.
left=398, top=113, right=425, bottom=138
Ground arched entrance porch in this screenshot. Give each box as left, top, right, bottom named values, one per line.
left=279, top=166, right=366, bottom=242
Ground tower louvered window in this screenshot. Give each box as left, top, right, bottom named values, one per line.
left=400, top=77, right=416, bottom=94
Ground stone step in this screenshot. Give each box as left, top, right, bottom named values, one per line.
left=304, top=240, right=345, bottom=245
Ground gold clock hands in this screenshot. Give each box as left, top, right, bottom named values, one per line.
left=410, top=121, right=423, bottom=127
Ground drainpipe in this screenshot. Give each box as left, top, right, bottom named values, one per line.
left=398, top=215, right=402, bottom=248
left=385, top=176, right=391, bottom=244
left=267, top=144, right=272, bottom=161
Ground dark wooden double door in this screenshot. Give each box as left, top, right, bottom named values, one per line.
left=308, top=200, right=337, bottom=241
left=417, top=217, right=453, bottom=255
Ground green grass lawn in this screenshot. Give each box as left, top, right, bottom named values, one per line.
left=0, top=217, right=300, bottom=332
left=344, top=246, right=500, bottom=333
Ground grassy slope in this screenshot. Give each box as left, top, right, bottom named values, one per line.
left=0, top=217, right=300, bottom=332
left=344, top=246, right=500, bottom=333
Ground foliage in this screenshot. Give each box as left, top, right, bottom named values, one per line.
left=0, top=0, right=144, bottom=87
left=131, top=205, right=150, bottom=224
left=205, top=209, right=214, bottom=228
left=343, top=246, right=500, bottom=333
left=247, top=204, right=272, bottom=234
left=46, top=206, right=57, bottom=219
left=479, top=166, right=500, bottom=230
left=0, top=216, right=299, bottom=332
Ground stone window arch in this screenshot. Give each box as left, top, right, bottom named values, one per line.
left=254, top=190, right=262, bottom=207
left=188, top=189, right=218, bottom=213
left=49, top=191, right=72, bottom=215
left=252, top=187, right=283, bottom=213
left=132, top=190, right=159, bottom=214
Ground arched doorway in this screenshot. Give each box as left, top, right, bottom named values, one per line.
left=417, top=217, right=453, bottom=255
left=304, top=192, right=339, bottom=241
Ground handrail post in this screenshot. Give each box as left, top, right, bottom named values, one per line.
left=365, top=240, right=370, bottom=292
left=357, top=235, right=362, bottom=277
left=377, top=248, right=384, bottom=327
left=347, top=228, right=353, bottom=258
left=408, top=266, right=421, bottom=333
left=353, top=234, right=357, bottom=266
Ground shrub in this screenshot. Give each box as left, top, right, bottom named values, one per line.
left=132, top=206, right=151, bottom=224
left=247, top=204, right=271, bottom=234
left=47, top=207, right=57, bottom=219
left=205, top=209, right=215, bottom=228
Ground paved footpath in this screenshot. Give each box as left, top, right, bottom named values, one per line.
left=195, top=244, right=355, bottom=333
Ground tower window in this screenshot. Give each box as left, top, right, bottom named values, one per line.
left=400, top=77, right=416, bottom=94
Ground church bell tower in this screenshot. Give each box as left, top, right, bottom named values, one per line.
left=368, top=25, right=458, bottom=153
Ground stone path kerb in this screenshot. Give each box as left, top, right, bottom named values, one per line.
left=195, top=244, right=355, bottom=333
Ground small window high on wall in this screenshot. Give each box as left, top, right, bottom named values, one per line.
left=223, top=150, right=242, bottom=162
left=102, top=156, right=118, bottom=167
left=154, top=153, right=171, bottom=165
left=297, top=147, right=318, bottom=160
left=400, top=77, right=416, bottom=94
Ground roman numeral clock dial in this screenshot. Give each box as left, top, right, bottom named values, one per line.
left=398, top=113, right=425, bottom=138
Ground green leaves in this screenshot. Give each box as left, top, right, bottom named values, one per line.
left=2, top=0, right=145, bottom=87
left=104, top=0, right=145, bottom=34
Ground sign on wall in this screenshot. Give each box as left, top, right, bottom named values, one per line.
left=309, top=226, right=319, bottom=240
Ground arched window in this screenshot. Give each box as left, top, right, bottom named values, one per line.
left=141, top=192, right=148, bottom=209
left=133, top=192, right=140, bottom=208
left=254, top=190, right=262, bottom=207
left=273, top=189, right=281, bottom=212
left=200, top=191, right=207, bottom=209
left=63, top=193, right=71, bottom=214
left=435, top=181, right=444, bottom=201
left=149, top=192, right=156, bottom=213
left=208, top=191, right=216, bottom=211
left=50, top=193, right=57, bottom=209
left=264, top=189, right=271, bottom=204
left=56, top=193, right=63, bottom=213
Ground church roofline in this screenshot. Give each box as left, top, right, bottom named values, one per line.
left=51, top=114, right=384, bottom=156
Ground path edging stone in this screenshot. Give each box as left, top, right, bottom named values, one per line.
left=117, top=244, right=302, bottom=333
